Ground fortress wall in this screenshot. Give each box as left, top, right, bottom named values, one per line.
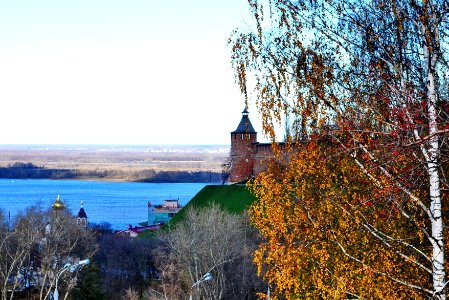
left=229, top=133, right=257, bottom=182
left=253, top=144, right=273, bottom=176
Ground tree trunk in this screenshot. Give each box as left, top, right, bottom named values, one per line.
left=426, top=42, right=445, bottom=300
left=428, top=157, right=445, bottom=299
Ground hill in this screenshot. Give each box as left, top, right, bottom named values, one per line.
left=139, top=184, right=256, bottom=237
left=168, top=184, right=257, bottom=226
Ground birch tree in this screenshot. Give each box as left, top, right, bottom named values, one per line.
left=231, top=0, right=449, bottom=298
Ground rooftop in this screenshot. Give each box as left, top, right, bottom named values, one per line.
left=232, top=108, right=257, bottom=134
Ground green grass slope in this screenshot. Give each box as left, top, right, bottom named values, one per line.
left=193, top=184, right=256, bottom=211
left=138, top=184, right=257, bottom=237
left=169, top=184, right=256, bottom=226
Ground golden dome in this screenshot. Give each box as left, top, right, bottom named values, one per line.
left=52, top=194, right=65, bottom=210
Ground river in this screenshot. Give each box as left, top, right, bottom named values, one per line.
left=0, top=178, right=207, bottom=229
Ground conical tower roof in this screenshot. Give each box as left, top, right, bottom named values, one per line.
left=77, top=201, right=87, bottom=218
left=232, top=108, right=256, bottom=134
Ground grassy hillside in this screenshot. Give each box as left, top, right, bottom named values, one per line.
left=168, top=184, right=257, bottom=226
left=139, top=185, right=256, bottom=237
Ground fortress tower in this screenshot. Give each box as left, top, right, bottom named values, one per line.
left=229, top=108, right=258, bottom=182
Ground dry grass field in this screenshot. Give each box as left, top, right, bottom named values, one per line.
left=0, top=145, right=229, bottom=182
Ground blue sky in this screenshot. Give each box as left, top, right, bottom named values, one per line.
left=0, top=0, right=262, bottom=145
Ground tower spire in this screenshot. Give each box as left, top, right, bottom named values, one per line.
left=233, top=108, right=256, bottom=133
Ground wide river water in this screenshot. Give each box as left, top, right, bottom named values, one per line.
left=0, top=178, right=207, bottom=229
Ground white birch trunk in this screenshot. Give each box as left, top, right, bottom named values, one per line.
left=425, top=42, right=445, bottom=300
left=429, top=157, right=445, bottom=299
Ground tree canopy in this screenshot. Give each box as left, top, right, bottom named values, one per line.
left=231, top=0, right=449, bottom=298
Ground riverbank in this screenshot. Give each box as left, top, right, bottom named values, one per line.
left=0, top=162, right=222, bottom=183
left=0, top=145, right=227, bottom=183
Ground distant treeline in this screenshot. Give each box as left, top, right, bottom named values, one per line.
left=0, top=162, right=222, bottom=183
left=0, top=162, right=79, bottom=179
left=137, top=170, right=222, bottom=183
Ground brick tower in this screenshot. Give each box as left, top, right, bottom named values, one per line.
left=229, top=108, right=257, bottom=182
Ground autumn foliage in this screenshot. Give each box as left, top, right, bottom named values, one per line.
left=249, top=139, right=441, bottom=299
left=231, top=0, right=449, bottom=298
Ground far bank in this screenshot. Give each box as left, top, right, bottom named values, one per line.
left=0, top=144, right=228, bottom=183
left=0, top=162, right=223, bottom=183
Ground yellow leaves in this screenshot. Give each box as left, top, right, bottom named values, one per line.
left=248, top=141, right=431, bottom=299
left=417, top=230, right=425, bottom=244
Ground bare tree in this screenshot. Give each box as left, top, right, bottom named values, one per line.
left=94, top=234, right=154, bottom=299
left=0, top=206, right=96, bottom=300
left=38, top=208, right=97, bottom=300
left=155, top=204, right=263, bottom=300
left=221, top=156, right=232, bottom=184
left=0, top=206, right=46, bottom=300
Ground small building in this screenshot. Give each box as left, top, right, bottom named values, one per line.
left=77, top=201, right=88, bottom=227
left=148, top=199, right=182, bottom=225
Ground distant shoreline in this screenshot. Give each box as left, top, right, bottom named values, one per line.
left=0, top=145, right=228, bottom=183
left=0, top=163, right=223, bottom=183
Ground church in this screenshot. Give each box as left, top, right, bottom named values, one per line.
left=51, top=195, right=88, bottom=227
left=229, top=108, right=282, bottom=183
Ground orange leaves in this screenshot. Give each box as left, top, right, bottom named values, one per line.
left=249, top=143, right=341, bottom=297
left=248, top=141, right=431, bottom=299
left=231, top=0, right=449, bottom=297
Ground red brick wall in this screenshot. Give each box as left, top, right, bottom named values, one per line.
left=229, top=131, right=292, bottom=182
left=254, top=144, right=273, bottom=176
left=229, top=133, right=257, bottom=182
